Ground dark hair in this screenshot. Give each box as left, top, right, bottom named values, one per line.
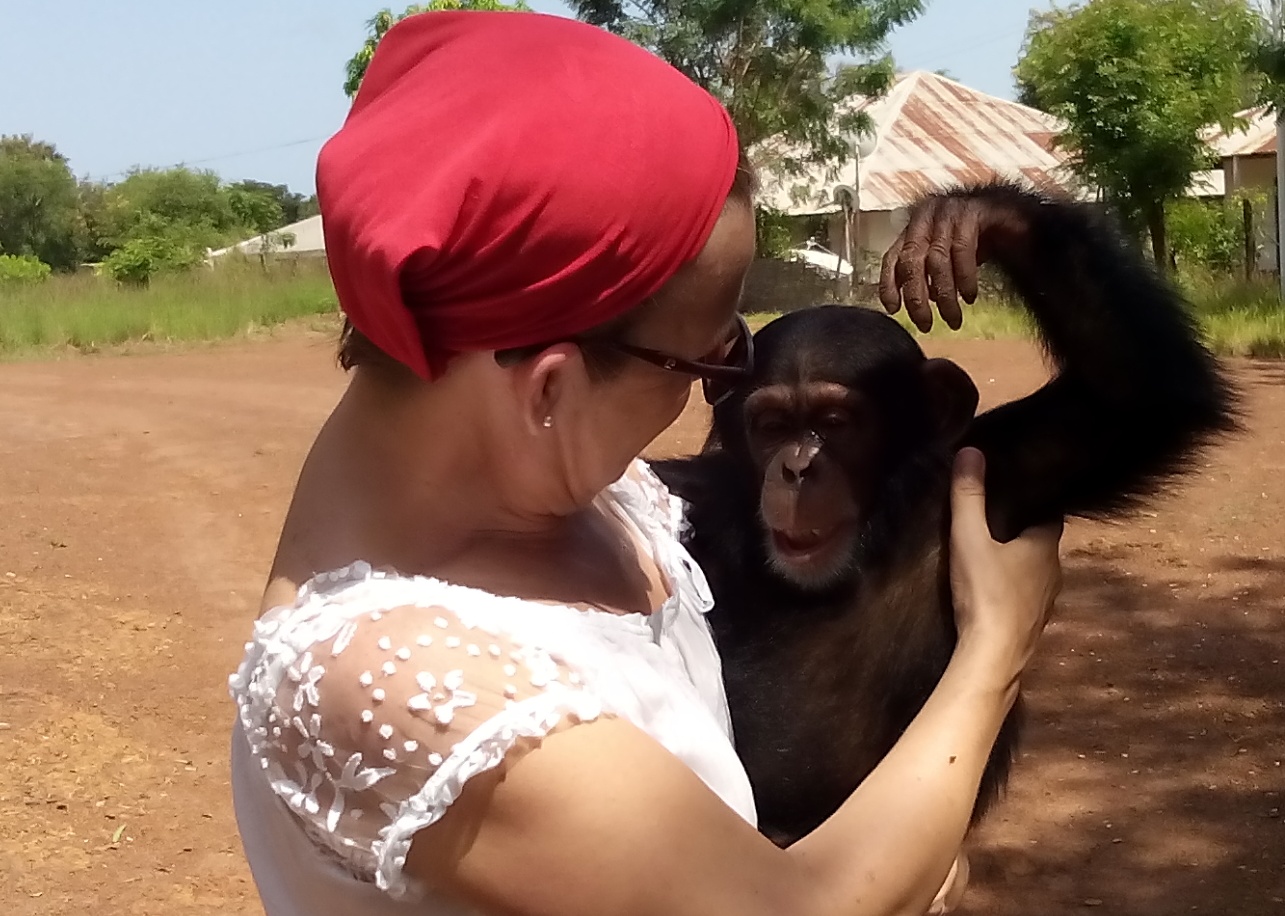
left=337, top=150, right=758, bottom=378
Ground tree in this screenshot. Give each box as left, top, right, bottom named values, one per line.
left=566, top=2, right=922, bottom=166
left=0, top=135, right=81, bottom=270
left=228, top=185, right=286, bottom=236
left=75, top=178, right=114, bottom=264
left=99, top=166, right=245, bottom=252
left=344, top=0, right=531, bottom=99
left=227, top=179, right=310, bottom=226
left=1014, top=0, right=1263, bottom=272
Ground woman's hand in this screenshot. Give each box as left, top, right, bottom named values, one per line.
left=948, top=447, right=1063, bottom=687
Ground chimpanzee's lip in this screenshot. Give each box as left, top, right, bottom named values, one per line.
left=770, top=525, right=845, bottom=559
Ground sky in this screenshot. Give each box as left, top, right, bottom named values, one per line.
left=0, top=0, right=1045, bottom=197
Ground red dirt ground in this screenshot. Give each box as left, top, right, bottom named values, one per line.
left=0, top=328, right=1281, bottom=915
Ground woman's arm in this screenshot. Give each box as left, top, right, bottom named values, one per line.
left=404, top=646, right=1018, bottom=916
left=403, top=449, right=1061, bottom=916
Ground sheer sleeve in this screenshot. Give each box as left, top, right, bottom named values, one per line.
left=230, top=595, right=604, bottom=899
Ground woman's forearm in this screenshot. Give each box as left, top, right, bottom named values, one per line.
left=787, top=644, right=1019, bottom=916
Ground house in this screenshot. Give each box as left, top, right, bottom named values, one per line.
left=753, top=71, right=1089, bottom=281
left=208, top=214, right=326, bottom=262
left=1203, top=105, right=1280, bottom=273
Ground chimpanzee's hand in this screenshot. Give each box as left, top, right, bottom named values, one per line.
left=878, top=187, right=1030, bottom=332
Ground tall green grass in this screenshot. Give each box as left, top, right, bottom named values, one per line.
left=2, top=260, right=1283, bottom=361
left=0, top=259, right=339, bottom=357
left=1178, top=274, right=1285, bottom=358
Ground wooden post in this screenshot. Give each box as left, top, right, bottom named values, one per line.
left=1244, top=196, right=1254, bottom=281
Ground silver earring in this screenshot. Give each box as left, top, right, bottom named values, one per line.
left=541, top=416, right=553, bottom=429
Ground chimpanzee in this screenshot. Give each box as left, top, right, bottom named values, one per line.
left=653, top=181, right=1239, bottom=847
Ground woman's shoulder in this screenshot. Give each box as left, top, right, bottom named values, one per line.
left=229, top=569, right=614, bottom=896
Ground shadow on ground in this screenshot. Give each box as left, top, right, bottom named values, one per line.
left=961, top=548, right=1284, bottom=916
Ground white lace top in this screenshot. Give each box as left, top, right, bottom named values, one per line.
left=228, top=461, right=757, bottom=916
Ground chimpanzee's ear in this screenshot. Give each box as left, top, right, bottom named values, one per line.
left=921, top=358, right=978, bottom=445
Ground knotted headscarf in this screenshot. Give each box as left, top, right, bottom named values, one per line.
left=317, top=10, right=741, bottom=379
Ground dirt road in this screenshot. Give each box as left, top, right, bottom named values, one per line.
left=0, top=328, right=1280, bottom=915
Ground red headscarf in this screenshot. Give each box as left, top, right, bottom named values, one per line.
left=317, top=10, right=741, bottom=379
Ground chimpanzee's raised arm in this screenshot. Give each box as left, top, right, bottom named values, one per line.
left=883, top=181, right=1240, bottom=542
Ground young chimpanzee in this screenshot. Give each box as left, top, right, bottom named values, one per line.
left=653, top=181, right=1239, bottom=847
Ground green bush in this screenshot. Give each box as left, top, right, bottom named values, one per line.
left=102, top=235, right=203, bottom=285
left=0, top=253, right=52, bottom=283
left=755, top=205, right=795, bottom=259
left=1168, top=198, right=1243, bottom=274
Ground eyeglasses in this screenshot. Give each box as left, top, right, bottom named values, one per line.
left=600, top=314, right=754, bottom=406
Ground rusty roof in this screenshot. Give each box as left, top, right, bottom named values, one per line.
left=1204, top=105, right=1277, bottom=158
left=755, top=70, right=1089, bottom=215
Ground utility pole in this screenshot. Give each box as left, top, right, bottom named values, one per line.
left=1274, top=0, right=1285, bottom=294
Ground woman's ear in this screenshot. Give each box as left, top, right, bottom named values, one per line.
left=510, top=344, right=581, bottom=435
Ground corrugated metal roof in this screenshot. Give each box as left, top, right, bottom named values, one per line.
left=1204, top=105, right=1277, bottom=158
left=755, top=70, right=1089, bottom=215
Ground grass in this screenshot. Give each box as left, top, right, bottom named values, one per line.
left=2, top=262, right=1283, bottom=361
left=0, top=259, right=339, bottom=359
left=746, top=275, right=1285, bottom=359
left=1180, top=276, right=1285, bottom=359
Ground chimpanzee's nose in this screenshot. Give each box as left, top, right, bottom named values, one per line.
left=781, top=440, right=820, bottom=485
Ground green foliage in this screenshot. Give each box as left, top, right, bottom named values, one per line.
left=100, top=167, right=245, bottom=251
left=0, top=138, right=315, bottom=275
left=102, top=235, right=204, bottom=285
left=567, top=0, right=920, bottom=167
left=344, top=0, right=531, bottom=99
left=0, top=253, right=52, bottom=284
left=1249, top=32, right=1285, bottom=112
left=755, top=206, right=796, bottom=259
left=1167, top=193, right=1262, bottom=275
left=75, top=179, right=115, bottom=264
left=227, top=179, right=313, bottom=227
left=228, top=186, right=286, bottom=236
left=89, top=167, right=296, bottom=278
left=0, top=135, right=82, bottom=270
left=1014, top=0, right=1263, bottom=270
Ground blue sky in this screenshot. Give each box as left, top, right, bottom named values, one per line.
left=2, top=0, right=1044, bottom=195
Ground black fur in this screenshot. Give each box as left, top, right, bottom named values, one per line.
left=654, top=182, right=1239, bottom=846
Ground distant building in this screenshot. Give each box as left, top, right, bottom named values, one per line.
left=752, top=71, right=1090, bottom=281
left=1203, top=105, right=1279, bottom=274
left=208, top=214, right=326, bottom=262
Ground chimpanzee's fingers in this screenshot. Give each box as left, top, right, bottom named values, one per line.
left=926, top=201, right=963, bottom=330
left=879, top=233, right=907, bottom=313
left=952, top=206, right=983, bottom=306
left=895, top=205, right=937, bottom=332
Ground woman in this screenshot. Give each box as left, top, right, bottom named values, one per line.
left=228, top=11, right=1062, bottom=916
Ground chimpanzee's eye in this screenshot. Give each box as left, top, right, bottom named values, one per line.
left=815, top=409, right=851, bottom=431
left=753, top=411, right=790, bottom=440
